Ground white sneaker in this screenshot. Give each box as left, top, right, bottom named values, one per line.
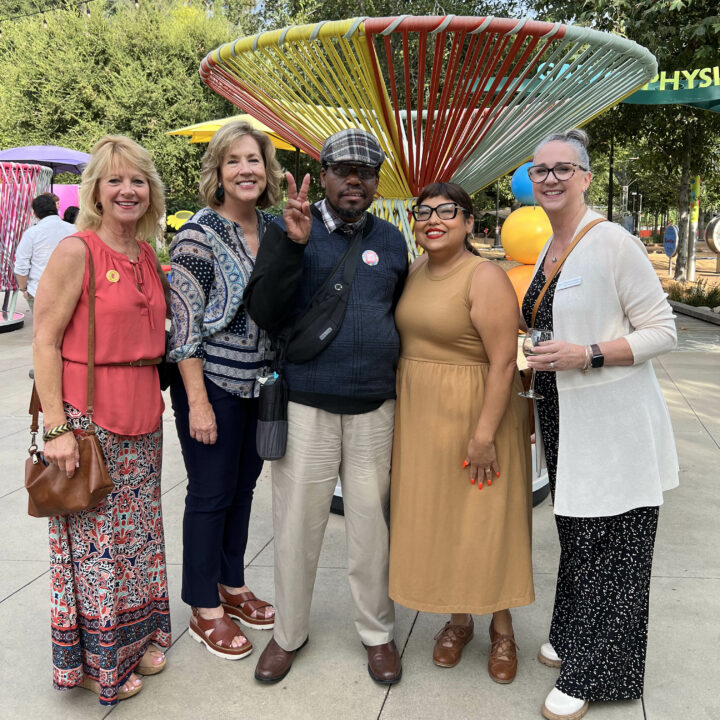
left=541, top=687, right=589, bottom=720
left=537, top=642, right=562, bottom=668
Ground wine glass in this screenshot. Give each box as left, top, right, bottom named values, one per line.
left=519, top=329, right=554, bottom=399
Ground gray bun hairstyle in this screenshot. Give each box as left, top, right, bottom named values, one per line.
left=534, top=128, right=591, bottom=172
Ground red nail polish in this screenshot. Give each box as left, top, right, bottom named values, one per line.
left=487, top=478, right=492, bottom=486
left=496, top=471, right=500, bottom=477
left=478, top=481, right=483, bottom=490
left=462, top=460, right=468, bottom=469
left=471, top=477, right=475, bottom=484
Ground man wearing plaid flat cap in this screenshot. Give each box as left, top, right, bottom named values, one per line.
left=245, top=128, right=408, bottom=685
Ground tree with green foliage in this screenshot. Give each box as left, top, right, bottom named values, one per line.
left=0, top=0, right=242, bottom=211
left=530, top=0, right=720, bottom=279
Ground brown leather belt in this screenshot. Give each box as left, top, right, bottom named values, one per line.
left=101, top=357, right=163, bottom=367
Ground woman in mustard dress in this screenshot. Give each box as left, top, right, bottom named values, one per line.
left=389, top=182, right=533, bottom=683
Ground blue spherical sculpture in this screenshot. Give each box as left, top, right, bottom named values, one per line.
left=510, top=162, right=535, bottom=205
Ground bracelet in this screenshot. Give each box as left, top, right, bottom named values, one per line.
left=42, top=423, right=72, bottom=442
left=582, top=345, right=591, bottom=374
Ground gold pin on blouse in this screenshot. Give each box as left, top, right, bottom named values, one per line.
left=106, top=270, right=120, bottom=283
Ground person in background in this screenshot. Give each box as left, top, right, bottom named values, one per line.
left=389, top=182, right=533, bottom=684
left=521, top=128, right=678, bottom=720
left=33, top=135, right=171, bottom=704
left=14, top=194, right=76, bottom=310
left=167, top=120, right=281, bottom=661
left=63, top=205, right=80, bottom=225
left=244, top=128, right=408, bottom=686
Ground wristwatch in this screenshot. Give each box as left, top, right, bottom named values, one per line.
left=590, top=343, right=604, bottom=368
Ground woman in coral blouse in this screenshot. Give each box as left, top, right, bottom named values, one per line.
left=33, top=136, right=171, bottom=705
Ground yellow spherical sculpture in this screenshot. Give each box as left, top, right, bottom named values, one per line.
left=502, top=206, right=552, bottom=265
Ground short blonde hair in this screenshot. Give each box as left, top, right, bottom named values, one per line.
left=77, top=135, right=166, bottom=240
left=199, top=120, right=283, bottom=209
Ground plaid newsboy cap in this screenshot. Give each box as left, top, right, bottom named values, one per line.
left=320, top=128, right=385, bottom=168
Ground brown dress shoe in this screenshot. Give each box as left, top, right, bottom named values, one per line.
left=364, top=640, right=402, bottom=684
left=433, top=616, right=474, bottom=668
left=254, top=636, right=308, bottom=683
left=488, top=620, right=518, bottom=684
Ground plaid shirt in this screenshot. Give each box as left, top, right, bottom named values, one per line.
left=315, top=198, right=367, bottom=236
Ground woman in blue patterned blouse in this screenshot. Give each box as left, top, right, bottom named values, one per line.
left=168, top=120, right=282, bottom=660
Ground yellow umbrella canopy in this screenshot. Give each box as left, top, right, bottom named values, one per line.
left=168, top=114, right=300, bottom=152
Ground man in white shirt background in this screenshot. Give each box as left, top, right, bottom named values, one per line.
left=14, top=193, right=76, bottom=311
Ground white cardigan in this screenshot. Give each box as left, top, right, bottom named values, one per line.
left=531, top=209, right=679, bottom=517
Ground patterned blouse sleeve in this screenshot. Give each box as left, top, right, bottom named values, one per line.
left=167, top=221, right=215, bottom=362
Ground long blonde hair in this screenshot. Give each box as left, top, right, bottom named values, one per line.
left=76, top=135, right=165, bottom=240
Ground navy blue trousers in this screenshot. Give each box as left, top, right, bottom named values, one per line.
left=171, top=377, right=263, bottom=608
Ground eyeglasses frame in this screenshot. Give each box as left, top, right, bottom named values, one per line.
left=322, top=163, right=380, bottom=181
left=527, top=162, right=589, bottom=184
left=411, top=202, right=469, bottom=222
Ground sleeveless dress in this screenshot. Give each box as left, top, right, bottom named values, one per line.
left=389, top=255, right=534, bottom=614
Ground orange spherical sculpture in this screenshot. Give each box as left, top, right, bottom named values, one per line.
left=501, top=206, right=552, bottom=265
left=506, top=264, right=536, bottom=307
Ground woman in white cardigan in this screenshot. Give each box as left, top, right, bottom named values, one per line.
left=520, top=129, right=678, bottom=720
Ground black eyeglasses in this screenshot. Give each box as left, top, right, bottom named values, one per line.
left=325, top=163, right=379, bottom=180
left=411, top=202, right=467, bottom=222
left=527, top=162, right=588, bottom=183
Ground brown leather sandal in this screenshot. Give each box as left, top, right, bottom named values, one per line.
left=433, top=616, right=474, bottom=668
left=137, top=643, right=166, bottom=675
left=218, top=585, right=275, bottom=629
left=188, top=608, right=253, bottom=660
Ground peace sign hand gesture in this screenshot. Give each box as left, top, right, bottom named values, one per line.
left=283, top=172, right=312, bottom=245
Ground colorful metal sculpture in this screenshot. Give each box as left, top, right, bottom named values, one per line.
left=1, top=162, right=53, bottom=291
left=199, top=15, right=657, bottom=198
left=1, top=162, right=53, bottom=329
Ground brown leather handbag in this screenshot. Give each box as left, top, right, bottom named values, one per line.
left=25, top=240, right=113, bottom=518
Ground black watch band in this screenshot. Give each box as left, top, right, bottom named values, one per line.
left=590, top=343, right=604, bottom=368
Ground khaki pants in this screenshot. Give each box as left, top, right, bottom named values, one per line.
left=271, top=400, right=396, bottom=651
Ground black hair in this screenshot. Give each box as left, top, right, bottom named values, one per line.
left=416, top=182, right=479, bottom=255
left=32, top=194, right=58, bottom=219
left=63, top=206, right=79, bottom=224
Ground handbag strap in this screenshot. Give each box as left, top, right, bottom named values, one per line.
left=78, top=238, right=97, bottom=423
left=530, top=217, right=606, bottom=328
left=28, top=236, right=98, bottom=440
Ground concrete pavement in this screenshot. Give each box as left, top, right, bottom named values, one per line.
left=1, top=297, right=718, bottom=720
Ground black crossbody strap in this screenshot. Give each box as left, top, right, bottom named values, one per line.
left=272, top=224, right=364, bottom=370
left=310, top=229, right=363, bottom=302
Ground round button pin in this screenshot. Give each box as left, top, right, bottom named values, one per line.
left=362, top=250, right=379, bottom=266
left=106, top=270, right=120, bottom=283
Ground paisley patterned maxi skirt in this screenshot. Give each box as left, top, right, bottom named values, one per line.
left=48, top=404, right=171, bottom=705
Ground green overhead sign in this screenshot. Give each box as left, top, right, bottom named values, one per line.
left=623, top=66, right=720, bottom=112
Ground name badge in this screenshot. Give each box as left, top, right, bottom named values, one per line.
left=556, top=276, right=581, bottom=290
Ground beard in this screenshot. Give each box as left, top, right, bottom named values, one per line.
left=325, top=192, right=373, bottom=222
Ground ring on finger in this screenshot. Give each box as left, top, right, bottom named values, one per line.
left=550, top=361, right=555, bottom=369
